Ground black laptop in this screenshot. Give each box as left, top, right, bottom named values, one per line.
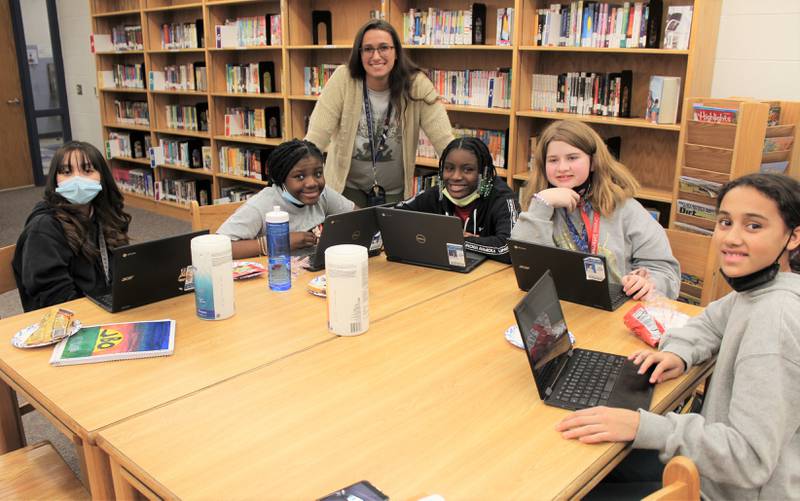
left=86, top=230, right=208, bottom=312
left=298, top=207, right=382, bottom=272
left=514, top=270, right=654, bottom=411
left=375, top=207, right=487, bottom=273
left=508, top=239, right=628, bottom=311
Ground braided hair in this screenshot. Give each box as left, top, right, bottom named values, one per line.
left=267, top=139, right=324, bottom=187
left=438, top=136, right=496, bottom=200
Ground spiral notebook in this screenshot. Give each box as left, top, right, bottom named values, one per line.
left=50, top=320, right=175, bottom=366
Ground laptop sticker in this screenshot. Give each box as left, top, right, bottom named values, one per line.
left=446, top=243, right=466, bottom=267
left=369, top=231, right=383, bottom=251
left=583, top=257, right=605, bottom=282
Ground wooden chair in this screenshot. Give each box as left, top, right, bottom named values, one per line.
left=0, top=441, right=89, bottom=499
left=643, top=456, right=700, bottom=501
left=190, top=200, right=244, bottom=233
left=0, top=244, right=16, bottom=295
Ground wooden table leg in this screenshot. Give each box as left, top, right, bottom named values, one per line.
left=0, top=379, right=25, bottom=453
left=82, top=440, right=115, bottom=500
left=109, top=456, right=144, bottom=501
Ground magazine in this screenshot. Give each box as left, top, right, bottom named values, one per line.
left=50, top=320, right=175, bottom=366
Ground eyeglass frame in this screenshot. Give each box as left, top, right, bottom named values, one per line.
left=359, top=44, right=395, bottom=57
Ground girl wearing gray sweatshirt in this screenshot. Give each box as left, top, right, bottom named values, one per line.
left=556, top=173, right=800, bottom=500
left=511, top=120, right=680, bottom=300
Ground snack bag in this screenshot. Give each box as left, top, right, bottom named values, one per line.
left=623, top=304, right=666, bottom=347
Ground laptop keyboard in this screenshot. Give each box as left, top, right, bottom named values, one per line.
left=610, top=286, right=627, bottom=308
left=553, top=350, right=624, bottom=407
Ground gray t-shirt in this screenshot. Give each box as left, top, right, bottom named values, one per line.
left=216, top=185, right=354, bottom=240
left=347, top=88, right=404, bottom=195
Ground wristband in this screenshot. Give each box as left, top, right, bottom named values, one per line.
left=533, top=192, right=551, bottom=207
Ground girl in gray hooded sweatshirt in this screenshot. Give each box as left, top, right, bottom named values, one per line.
left=556, top=173, right=800, bottom=500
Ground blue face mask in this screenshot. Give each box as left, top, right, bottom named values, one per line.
left=280, top=184, right=304, bottom=207
left=56, top=177, right=103, bottom=205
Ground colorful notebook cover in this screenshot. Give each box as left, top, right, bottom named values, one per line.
left=50, top=320, right=175, bottom=366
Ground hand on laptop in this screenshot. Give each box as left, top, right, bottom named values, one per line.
left=290, top=231, right=318, bottom=250
left=622, top=268, right=654, bottom=300
left=536, top=188, right=581, bottom=211
left=555, top=406, right=640, bottom=444
left=629, top=350, right=686, bottom=384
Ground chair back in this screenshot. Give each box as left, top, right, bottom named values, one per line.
left=0, top=244, right=17, bottom=295
left=643, top=456, right=700, bottom=501
left=190, top=200, right=244, bottom=233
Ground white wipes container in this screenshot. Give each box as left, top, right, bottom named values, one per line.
left=325, top=244, right=369, bottom=336
left=191, top=234, right=235, bottom=320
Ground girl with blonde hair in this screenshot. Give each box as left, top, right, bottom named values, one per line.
left=511, top=120, right=680, bottom=299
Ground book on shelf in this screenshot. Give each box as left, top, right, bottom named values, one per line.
left=767, top=104, right=781, bottom=126
left=218, top=185, right=260, bottom=203
left=153, top=138, right=207, bottom=169
left=646, top=76, right=681, bottom=124
left=643, top=206, right=660, bottom=221
left=161, top=20, right=203, bottom=50
left=496, top=7, right=513, bottom=46
left=112, top=167, right=155, bottom=198
left=534, top=1, right=658, bottom=49
left=419, top=127, right=507, bottom=168
left=411, top=171, right=438, bottom=195
left=527, top=135, right=538, bottom=171
left=663, top=5, right=693, bottom=50
left=304, top=64, right=337, bottom=96
left=219, top=146, right=270, bottom=181
left=50, top=320, right=175, bottom=366
left=215, top=14, right=281, bottom=48
left=110, top=24, right=143, bottom=51
left=113, top=99, right=149, bottom=126
left=100, top=64, right=145, bottom=89
left=159, top=62, right=206, bottom=91
left=428, top=68, right=512, bottom=109
left=692, top=104, right=737, bottom=124
left=531, top=70, right=632, bottom=117
left=679, top=176, right=722, bottom=199
left=224, top=106, right=280, bottom=138
left=763, top=135, right=794, bottom=153
left=226, top=61, right=275, bottom=94
left=402, top=8, right=474, bottom=45
left=202, top=146, right=212, bottom=170
left=674, top=220, right=713, bottom=236
left=165, top=103, right=209, bottom=132
left=760, top=161, right=789, bottom=174
left=473, top=3, right=486, bottom=44
left=106, top=131, right=151, bottom=159
left=677, top=199, right=716, bottom=222
left=195, top=63, right=207, bottom=92
left=156, top=177, right=212, bottom=206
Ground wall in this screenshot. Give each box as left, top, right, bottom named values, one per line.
left=56, top=0, right=102, bottom=149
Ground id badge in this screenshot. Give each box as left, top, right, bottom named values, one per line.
left=583, top=256, right=605, bottom=282
left=364, top=184, right=386, bottom=206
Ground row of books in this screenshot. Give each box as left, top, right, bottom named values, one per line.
left=99, top=65, right=146, bottom=90
left=226, top=62, right=276, bottom=94
left=150, top=63, right=207, bottom=92
left=530, top=70, right=632, bottom=117
left=217, top=185, right=259, bottom=204
left=110, top=24, right=143, bottom=51
left=151, top=138, right=209, bottom=170
left=161, top=20, right=203, bottom=50
left=106, top=131, right=151, bottom=160
left=646, top=76, right=681, bottom=125
left=113, top=99, right=149, bottom=126
left=303, top=64, right=337, bottom=96
left=428, top=68, right=512, bottom=109
left=218, top=146, right=270, bottom=181
left=223, top=106, right=281, bottom=138
left=402, top=8, right=474, bottom=45
left=113, top=167, right=155, bottom=198
left=165, top=103, right=209, bottom=132
left=418, top=127, right=508, bottom=168
left=214, top=15, right=282, bottom=48
left=411, top=171, right=438, bottom=196
left=534, top=2, right=658, bottom=49
left=158, top=177, right=212, bottom=206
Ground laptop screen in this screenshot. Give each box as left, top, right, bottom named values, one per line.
left=513, top=270, right=572, bottom=398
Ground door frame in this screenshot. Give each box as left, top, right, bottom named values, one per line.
left=9, top=0, right=72, bottom=186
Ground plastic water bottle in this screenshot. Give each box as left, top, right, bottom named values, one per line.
left=265, top=205, right=291, bottom=291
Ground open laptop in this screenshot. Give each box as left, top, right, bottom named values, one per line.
left=374, top=207, right=487, bottom=273
left=514, top=270, right=654, bottom=411
left=298, top=207, right=382, bottom=272
left=508, top=239, right=628, bottom=311
left=87, top=230, right=208, bottom=313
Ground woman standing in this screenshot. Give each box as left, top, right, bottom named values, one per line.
left=305, top=19, right=454, bottom=206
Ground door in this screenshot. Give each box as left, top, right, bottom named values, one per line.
left=0, top=0, right=33, bottom=190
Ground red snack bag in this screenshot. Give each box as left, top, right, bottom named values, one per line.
left=623, top=304, right=666, bottom=347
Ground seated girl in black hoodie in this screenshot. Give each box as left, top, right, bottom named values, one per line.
left=396, top=136, right=519, bottom=262
left=13, top=141, right=131, bottom=311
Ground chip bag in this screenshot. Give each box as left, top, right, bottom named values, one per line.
left=623, top=304, right=666, bottom=347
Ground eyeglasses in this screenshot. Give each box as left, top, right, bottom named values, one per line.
left=360, top=44, right=394, bottom=57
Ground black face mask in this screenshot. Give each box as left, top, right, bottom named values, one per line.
left=721, top=234, right=793, bottom=292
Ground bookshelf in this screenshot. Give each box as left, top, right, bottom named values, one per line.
left=669, top=97, right=800, bottom=304
left=91, top=0, right=722, bottom=221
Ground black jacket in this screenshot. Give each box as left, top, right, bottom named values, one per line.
left=13, top=202, right=108, bottom=312
left=396, top=176, right=519, bottom=263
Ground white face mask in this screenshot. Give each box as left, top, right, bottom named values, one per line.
left=442, top=188, right=480, bottom=207
left=55, top=177, right=103, bottom=205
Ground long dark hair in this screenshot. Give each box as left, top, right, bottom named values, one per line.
left=267, top=139, right=324, bottom=186
left=347, top=19, right=423, bottom=118
left=44, top=141, right=131, bottom=261
left=717, top=173, right=800, bottom=272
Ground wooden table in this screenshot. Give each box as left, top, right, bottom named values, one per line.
left=95, top=268, right=710, bottom=500
left=0, top=256, right=508, bottom=498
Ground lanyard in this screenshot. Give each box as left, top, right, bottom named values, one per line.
left=564, top=203, right=600, bottom=254
left=97, top=220, right=111, bottom=286
left=362, top=80, right=392, bottom=189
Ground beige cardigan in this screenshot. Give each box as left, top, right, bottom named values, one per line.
left=304, top=65, right=454, bottom=198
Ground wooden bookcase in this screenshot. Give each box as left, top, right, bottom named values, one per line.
left=669, top=97, right=800, bottom=303
left=90, top=0, right=722, bottom=222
